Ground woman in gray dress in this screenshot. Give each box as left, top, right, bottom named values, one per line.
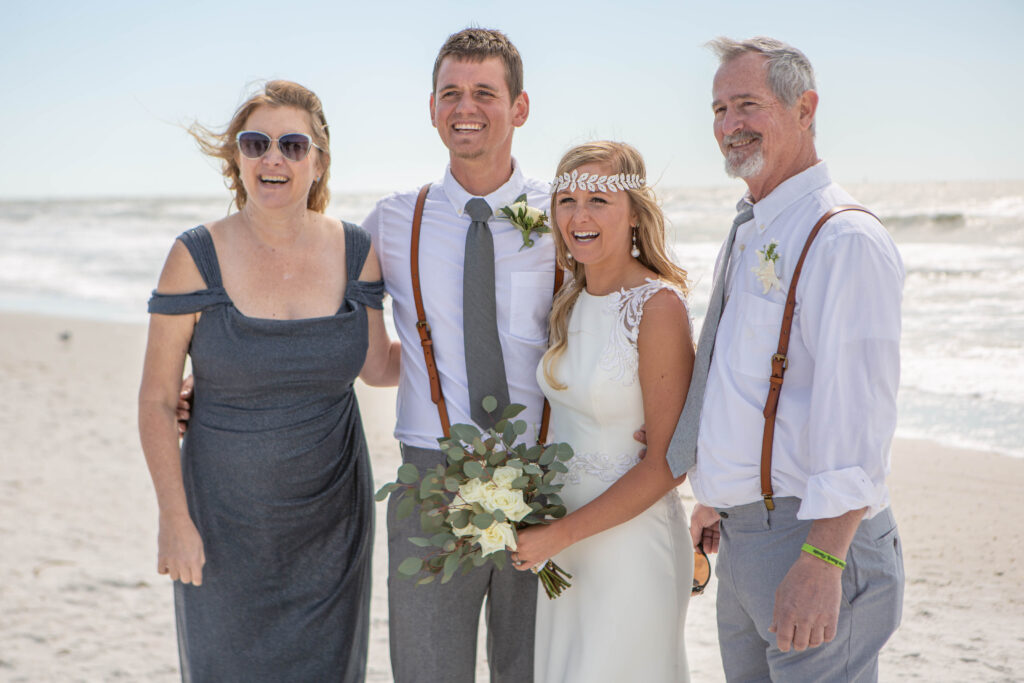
left=138, top=80, right=398, bottom=681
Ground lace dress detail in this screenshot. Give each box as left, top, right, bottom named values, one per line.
left=556, top=451, right=641, bottom=485
left=599, top=279, right=689, bottom=385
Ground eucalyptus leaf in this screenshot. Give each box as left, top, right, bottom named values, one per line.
left=397, top=463, right=420, bottom=485
left=451, top=423, right=481, bottom=443
left=492, top=508, right=506, bottom=523
left=441, top=551, right=460, bottom=583
left=430, top=532, right=453, bottom=547
left=449, top=509, right=470, bottom=529
left=395, top=495, right=415, bottom=521
left=416, top=575, right=436, bottom=586
left=511, top=476, right=530, bottom=488
left=397, top=557, right=423, bottom=576
left=481, top=395, right=498, bottom=413
left=539, top=445, right=557, bottom=466
left=502, top=403, right=527, bottom=419
left=556, top=443, right=574, bottom=460
left=472, top=512, right=494, bottom=529
left=444, top=477, right=461, bottom=492
left=513, top=420, right=527, bottom=435
left=464, top=460, right=485, bottom=478
left=408, top=537, right=433, bottom=548
left=374, top=483, right=398, bottom=502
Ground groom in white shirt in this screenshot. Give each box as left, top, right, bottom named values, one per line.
left=670, top=37, right=905, bottom=681
left=362, top=28, right=554, bottom=683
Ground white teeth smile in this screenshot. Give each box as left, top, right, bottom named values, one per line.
left=572, top=231, right=599, bottom=242
left=260, top=176, right=288, bottom=184
left=453, top=122, right=483, bottom=131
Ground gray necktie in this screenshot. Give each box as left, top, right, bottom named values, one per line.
left=463, top=198, right=510, bottom=430
left=666, top=199, right=754, bottom=476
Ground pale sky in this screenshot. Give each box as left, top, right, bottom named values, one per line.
left=1, top=0, right=1020, bottom=199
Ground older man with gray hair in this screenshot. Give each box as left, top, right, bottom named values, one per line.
left=668, top=37, right=905, bottom=681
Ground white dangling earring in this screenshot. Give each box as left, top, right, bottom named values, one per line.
left=630, top=227, right=641, bottom=258
left=565, top=251, right=573, bottom=263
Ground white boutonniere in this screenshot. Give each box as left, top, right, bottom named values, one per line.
left=752, top=240, right=782, bottom=294
left=498, top=194, right=551, bottom=251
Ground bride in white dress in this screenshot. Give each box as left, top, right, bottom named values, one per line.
left=512, top=141, right=695, bottom=682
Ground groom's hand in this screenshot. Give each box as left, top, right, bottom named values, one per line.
left=769, top=554, right=842, bottom=652
left=633, top=424, right=647, bottom=459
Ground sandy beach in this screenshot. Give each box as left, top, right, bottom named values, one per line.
left=1, top=311, right=1021, bottom=682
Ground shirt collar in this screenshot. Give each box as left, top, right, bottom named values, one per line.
left=749, top=160, right=831, bottom=233
left=442, top=157, right=528, bottom=217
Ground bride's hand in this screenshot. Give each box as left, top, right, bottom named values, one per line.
left=511, top=524, right=568, bottom=571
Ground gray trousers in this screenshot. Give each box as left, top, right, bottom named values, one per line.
left=387, top=444, right=536, bottom=683
left=715, top=497, right=904, bottom=682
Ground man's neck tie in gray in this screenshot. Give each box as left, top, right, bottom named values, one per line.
left=666, top=198, right=755, bottom=476
left=463, top=197, right=510, bottom=430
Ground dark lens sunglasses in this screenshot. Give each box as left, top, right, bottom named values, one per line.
left=235, top=131, right=322, bottom=162
left=692, top=542, right=711, bottom=596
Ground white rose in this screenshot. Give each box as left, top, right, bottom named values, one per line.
left=476, top=521, right=517, bottom=557
left=452, top=522, right=481, bottom=538
left=523, top=205, right=544, bottom=226
left=458, top=478, right=486, bottom=504
left=485, top=487, right=532, bottom=523
left=491, top=466, right=519, bottom=489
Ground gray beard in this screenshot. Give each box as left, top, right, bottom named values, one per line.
left=725, top=147, right=764, bottom=179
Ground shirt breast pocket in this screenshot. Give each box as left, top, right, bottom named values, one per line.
left=727, top=291, right=785, bottom=379
left=509, top=271, right=553, bottom=343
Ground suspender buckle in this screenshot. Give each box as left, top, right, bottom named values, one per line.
left=771, top=353, right=788, bottom=370
left=763, top=494, right=775, bottom=511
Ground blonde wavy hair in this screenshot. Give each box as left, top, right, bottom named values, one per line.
left=542, top=141, right=690, bottom=390
left=188, top=80, right=331, bottom=213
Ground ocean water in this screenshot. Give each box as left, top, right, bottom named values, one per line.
left=2, top=180, right=1021, bottom=457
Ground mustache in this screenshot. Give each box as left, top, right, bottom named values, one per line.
left=722, top=131, right=762, bottom=147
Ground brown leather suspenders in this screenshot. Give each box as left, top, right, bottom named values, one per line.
left=409, top=183, right=564, bottom=444
left=760, top=204, right=877, bottom=511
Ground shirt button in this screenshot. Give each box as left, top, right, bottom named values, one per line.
left=719, top=511, right=729, bottom=519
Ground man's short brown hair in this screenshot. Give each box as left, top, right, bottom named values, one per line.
left=432, top=28, right=524, bottom=99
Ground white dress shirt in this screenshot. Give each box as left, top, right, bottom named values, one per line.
left=690, top=162, right=905, bottom=520
left=363, top=160, right=556, bottom=449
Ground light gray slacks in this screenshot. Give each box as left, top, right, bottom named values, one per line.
left=715, top=497, right=904, bottom=682
left=387, top=444, right=536, bottom=683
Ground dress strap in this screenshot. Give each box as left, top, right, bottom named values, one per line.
left=147, top=225, right=231, bottom=315
left=178, top=225, right=223, bottom=288
left=343, top=221, right=385, bottom=310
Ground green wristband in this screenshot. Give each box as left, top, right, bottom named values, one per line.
left=801, top=543, right=846, bottom=570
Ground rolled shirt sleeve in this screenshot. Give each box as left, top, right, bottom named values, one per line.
left=796, top=225, right=904, bottom=520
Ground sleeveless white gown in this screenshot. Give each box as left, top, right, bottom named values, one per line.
left=534, top=279, right=693, bottom=683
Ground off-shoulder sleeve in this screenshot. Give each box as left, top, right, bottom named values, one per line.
left=148, top=288, right=231, bottom=315
left=342, top=221, right=385, bottom=309
left=147, top=226, right=231, bottom=315
left=346, top=279, right=385, bottom=310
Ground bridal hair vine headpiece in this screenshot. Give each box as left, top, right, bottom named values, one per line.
left=551, top=169, right=645, bottom=194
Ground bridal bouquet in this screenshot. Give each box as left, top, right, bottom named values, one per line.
left=375, top=398, right=574, bottom=598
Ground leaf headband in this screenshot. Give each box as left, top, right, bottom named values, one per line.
left=551, top=169, right=645, bottom=194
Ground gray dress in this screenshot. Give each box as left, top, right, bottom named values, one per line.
left=148, top=223, right=384, bottom=682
